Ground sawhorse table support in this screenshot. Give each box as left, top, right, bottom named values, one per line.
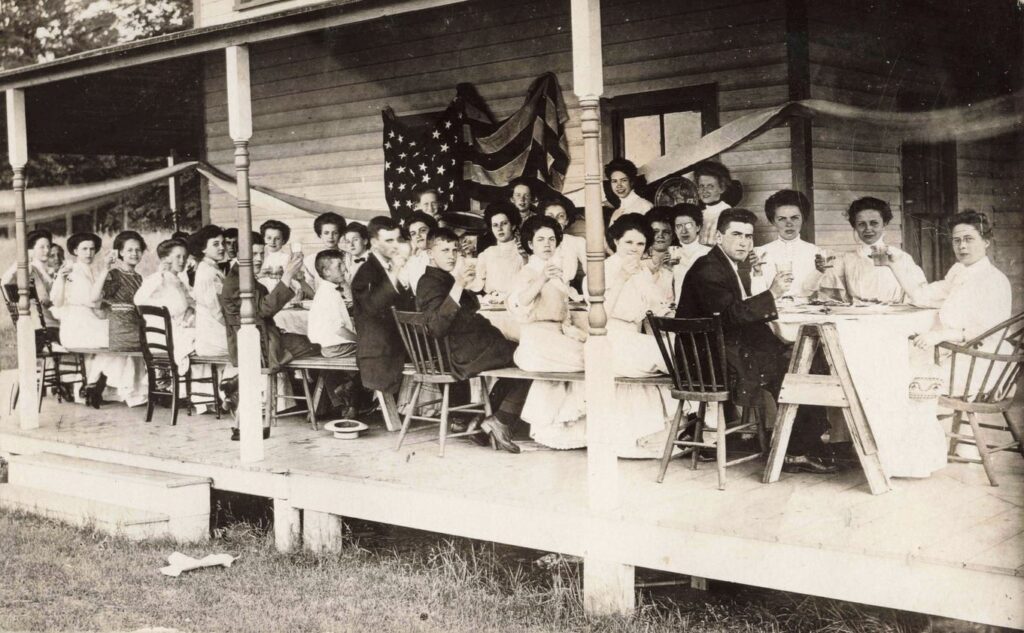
left=762, top=322, right=893, bottom=495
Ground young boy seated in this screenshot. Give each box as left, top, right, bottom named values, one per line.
left=304, top=212, right=347, bottom=291
left=416, top=228, right=520, bottom=453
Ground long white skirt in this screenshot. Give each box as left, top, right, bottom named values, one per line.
left=606, top=319, right=677, bottom=459
left=515, top=321, right=586, bottom=449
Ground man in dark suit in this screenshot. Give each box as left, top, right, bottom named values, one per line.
left=676, top=208, right=835, bottom=473
left=219, top=232, right=321, bottom=440
left=416, top=228, right=520, bottom=453
left=351, top=216, right=416, bottom=397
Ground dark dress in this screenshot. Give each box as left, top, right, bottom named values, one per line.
left=351, top=254, right=416, bottom=393
left=415, top=266, right=516, bottom=380
left=102, top=267, right=143, bottom=352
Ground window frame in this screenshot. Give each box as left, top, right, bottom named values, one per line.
left=604, top=84, right=719, bottom=163
left=233, top=0, right=290, bottom=11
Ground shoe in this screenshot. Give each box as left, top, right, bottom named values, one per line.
left=480, top=416, right=520, bottom=454
left=697, top=447, right=717, bottom=462
left=230, top=427, right=272, bottom=441
left=782, top=454, right=839, bottom=474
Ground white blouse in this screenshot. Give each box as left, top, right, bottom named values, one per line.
left=670, top=241, right=711, bottom=301
left=755, top=237, right=824, bottom=298
left=469, top=240, right=524, bottom=296
left=819, top=239, right=926, bottom=304
left=608, top=190, right=654, bottom=225
left=913, top=256, right=1011, bottom=342
left=698, top=200, right=731, bottom=246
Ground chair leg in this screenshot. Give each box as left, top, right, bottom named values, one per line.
left=1003, top=411, right=1024, bottom=457
left=948, top=410, right=964, bottom=456
left=170, top=373, right=180, bottom=426
left=438, top=384, right=451, bottom=457
left=479, top=377, right=493, bottom=417
left=657, top=404, right=685, bottom=484
left=396, top=381, right=422, bottom=450
left=265, top=374, right=277, bottom=428
left=715, top=404, right=727, bottom=491
left=691, top=402, right=706, bottom=471
left=210, top=364, right=222, bottom=420
left=300, top=369, right=318, bottom=431
left=184, top=368, right=195, bottom=416
left=145, top=371, right=156, bottom=422
left=967, top=412, right=999, bottom=486
left=754, top=406, right=767, bottom=453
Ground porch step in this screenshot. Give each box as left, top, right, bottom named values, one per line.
left=0, top=483, right=172, bottom=541
left=7, top=453, right=211, bottom=541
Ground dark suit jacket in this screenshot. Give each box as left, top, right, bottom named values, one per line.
left=416, top=266, right=516, bottom=381
left=351, top=253, right=416, bottom=392
left=219, top=265, right=316, bottom=371
left=675, top=245, right=787, bottom=404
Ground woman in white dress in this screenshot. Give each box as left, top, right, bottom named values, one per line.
left=398, top=211, right=437, bottom=294
left=1, top=229, right=59, bottom=338
left=509, top=215, right=588, bottom=449
left=542, top=198, right=587, bottom=286
left=887, top=211, right=1013, bottom=395
left=818, top=197, right=927, bottom=304
left=135, top=238, right=196, bottom=372
left=668, top=203, right=711, bottom=302
left=472, top=201, right=526, bottom=341
left=641, top=208, right=676, bottom=306
left=605, top=158, right=653, bottom=226
left=258, top=219, right=312, bottom=300
left=604, top=215, right=677, bottom=458
left=188, top=226, right=229, bottom=357
left=51, top=233, right=113, bottom=407
left=694, top=161, right=733, bottom=246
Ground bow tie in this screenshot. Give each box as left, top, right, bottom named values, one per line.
left=353, top=257, right=366, bottom=263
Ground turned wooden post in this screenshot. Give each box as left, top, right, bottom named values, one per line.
left=571, top=0, right=635, bottom=616
left=226, top=45, right=264, bottom=463
left=6, top=89, right=39, bottom=427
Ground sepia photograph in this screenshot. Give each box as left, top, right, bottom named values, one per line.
left=0, top=0, right=1021, bottom=631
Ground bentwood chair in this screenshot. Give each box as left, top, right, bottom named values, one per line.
left=392, top=308, right=491, bottom=456
left=137, top=305, right=221, bottom=425
left=939, top=311, right=1024, bottom=486
left=3, top=282, right=83, bottom=410
left=647, top=313, right=767, bottom=490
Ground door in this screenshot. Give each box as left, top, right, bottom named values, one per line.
left=901, top=142, right=957, bottom=281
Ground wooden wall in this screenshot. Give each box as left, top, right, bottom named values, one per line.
left=202, top=0, right=791, bottom=246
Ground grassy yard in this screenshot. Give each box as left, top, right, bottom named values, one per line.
left=0, top=499, right=934, bottom=633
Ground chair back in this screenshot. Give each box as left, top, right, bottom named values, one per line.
left=137, top=305, right=177, bottom=371
left=2, top=283, right=18, bottom=324
left=392, top=307, right=454, bottom=377
left=647, top=312, right=729, bottom=398
left=940, top=311, right=1024, bottom=404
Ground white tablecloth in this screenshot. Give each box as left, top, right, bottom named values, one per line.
left=775, top=303, right=947, bottom=478
left=273, top=308, right=308, bottom=336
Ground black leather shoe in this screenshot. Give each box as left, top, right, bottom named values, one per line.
left=480, top=416, right=520, bottom=454
left=230, top=427, right=271, bottom=441
left=782, top=454, right=839, bottom=474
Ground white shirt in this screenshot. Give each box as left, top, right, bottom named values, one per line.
left=345, top=251, right=369, bottom=284
left=556, top=233, right=587, bottom=283
left=303, top=251, right=322, bottom=291
left=670, top=241, right=711, bottom=300
left=755, top=237, right=823, bottom=298
left=913, top=256, right=1011, bottom=341
left=398, top=250, right=430, bottom=294
left=469, top=239, right=524, bottom=295
left=608, top=190, right=654, bottom=225
left=698, top=200, right=731, bottom=246
left=820, top=238, right=926, bottom=304
left=371, top=251, right=405, bottom=291
left=308, top=281, right=357, bottom=349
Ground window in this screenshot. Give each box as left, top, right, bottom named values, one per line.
left=605, top=84, right=718, bottom=169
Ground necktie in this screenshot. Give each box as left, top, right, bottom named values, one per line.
left=353, top=257, right=366, bottom=263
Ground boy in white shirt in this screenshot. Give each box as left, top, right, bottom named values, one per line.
left=308, top=249, right=357, bottom=358
left=304, top=212, right=346, bottom=291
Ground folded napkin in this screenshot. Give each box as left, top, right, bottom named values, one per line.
left=160, top=552, right=238, bottom=577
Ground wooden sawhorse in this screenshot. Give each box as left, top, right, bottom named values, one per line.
left=762, top=322, right=893, bottom=495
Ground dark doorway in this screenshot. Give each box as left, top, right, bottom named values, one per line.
left=901, top=142, right=957, bottom=282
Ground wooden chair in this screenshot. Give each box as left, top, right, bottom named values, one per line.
left=392, top=307, right=491, bottom=456
left=3, top=282, right=83, bottom=410
left=647, top=313, right=767, bottom=490
left=939, top=311, right=1024, bottom=486
left=137, top=305, right=221, bottom=425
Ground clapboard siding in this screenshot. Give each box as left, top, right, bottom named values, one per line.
left=204, top=0, right=792, bottom=247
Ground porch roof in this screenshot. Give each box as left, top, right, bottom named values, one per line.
left=0, top=0, right=470, bottom=157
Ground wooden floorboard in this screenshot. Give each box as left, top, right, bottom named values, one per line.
left=3, top=398, right=1023, bottom=588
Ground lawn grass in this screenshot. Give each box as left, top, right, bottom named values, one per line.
left=0, top=503, right=930, bottom=633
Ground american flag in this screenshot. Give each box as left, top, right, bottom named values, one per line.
left=381, top=100, right=463, bottom=221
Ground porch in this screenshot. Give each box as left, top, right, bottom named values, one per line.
left=1, top=397, right=1021, bottom=629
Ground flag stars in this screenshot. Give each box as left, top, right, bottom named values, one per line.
left=437, top=165, right=446, bottom=175
left=421, top=174, right=430, bottom=183
left=388, top=130, right=395, bottom=138
left=397, top=166, right=406, bottom=174
left=444, top=120, right=452, bottom=129
left=399, top=152, right=407, bottom=159
left=418, top=163, right=428, bottom=172
left=398, top=183, right=406, bottom=191
left=439, top=143, right=449, bottom=152
left=431, top=130, right=441, bottom=139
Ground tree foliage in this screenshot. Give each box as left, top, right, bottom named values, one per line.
left=0, top=0, right=199, bottom=233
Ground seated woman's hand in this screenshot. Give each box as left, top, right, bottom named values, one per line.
left=543, top=261, right=563, bottom=280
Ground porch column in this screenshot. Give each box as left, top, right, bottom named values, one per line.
left=225, top=45, right=264, bottom=463
left=167, top=151, right=182, bottom=232
left=571, top=0, right=635, bottom=616
left=6, top=89, right=39, bottom=428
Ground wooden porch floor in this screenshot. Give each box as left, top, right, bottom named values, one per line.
left=1, top=398, right=1022, bottom=628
